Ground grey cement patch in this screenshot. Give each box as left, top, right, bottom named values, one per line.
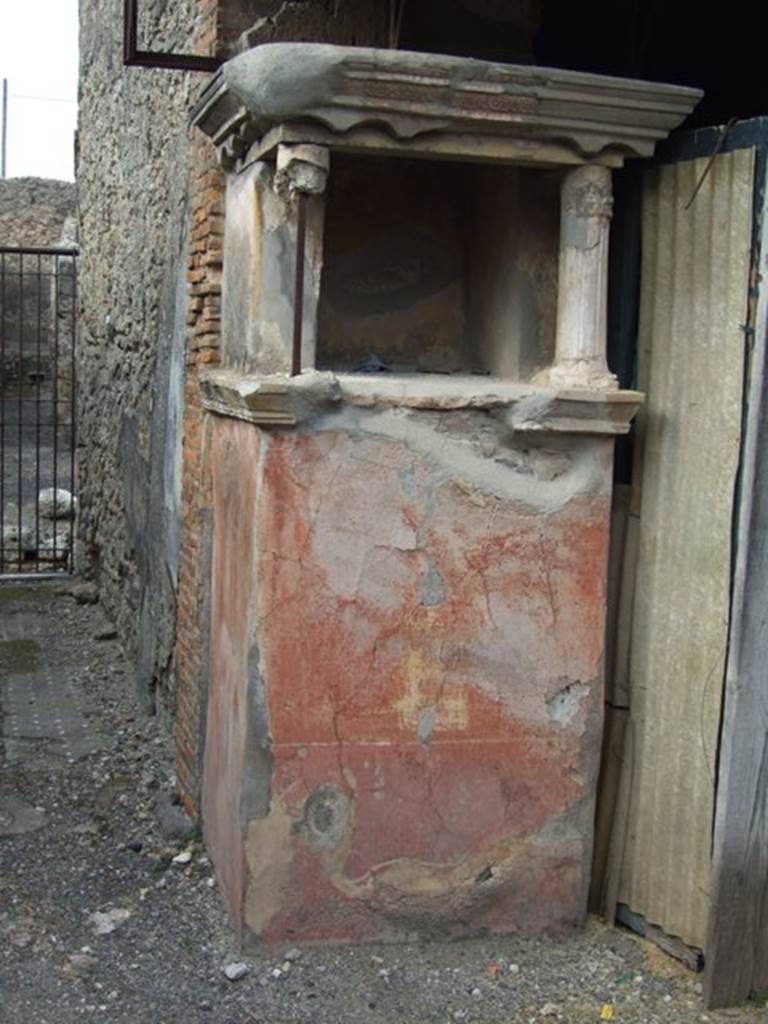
left=420, top=559, right=446, bottom=607
left=314, top=404, right=611, bottom=513
left=240, top=644, right=273, bottom=828
left=546, top=682, right=589, bottom=727
left=0, top=794, right=45, bottom=836
left=417, top=706, right=437, bottom=745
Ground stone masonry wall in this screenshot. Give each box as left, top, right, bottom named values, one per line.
left=0, top=178, right=77, bottom=248
left=0, top=178, right=77, bottom=390
left=77, top=0, right=199, bottom=716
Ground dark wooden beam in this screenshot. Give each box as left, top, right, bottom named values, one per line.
left=123, top=0, right=222, bottom=73
left=705, top=128, right=768, bottom=1009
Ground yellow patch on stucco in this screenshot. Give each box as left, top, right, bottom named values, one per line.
left=243, top=801, right=293, bottom=936
left=393, top=650, right=468, bottom=732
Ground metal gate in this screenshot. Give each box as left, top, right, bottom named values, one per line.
left=0, top=245, right=77, bottom=575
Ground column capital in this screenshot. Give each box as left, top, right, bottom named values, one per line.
left=562, top=164, right=613, bottom=221
left=274, top=143, right=330, bottom=199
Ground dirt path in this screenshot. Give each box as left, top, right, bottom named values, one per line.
left=0, top=581, right=761, bottom=1024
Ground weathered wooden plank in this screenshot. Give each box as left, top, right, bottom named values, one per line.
left=591, top=483, right=636, bottom=916
left=616, top=147, right=754, bottom=949
left=603, top=485, right=632, bottom=709
left=617, top=903, right=704, bottom=973
left=590, top=705, right=631, bottom=916
left=705, top=151, right=768, bottom=1008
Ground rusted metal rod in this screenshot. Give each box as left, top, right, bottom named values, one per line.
left=291, top=192, right=308, bottom=377
left=0, top=246, right=78, bottom=256
left=684, top=117, right=737, bottom=210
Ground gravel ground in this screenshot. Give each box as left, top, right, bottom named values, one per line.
left=0, top=581, right=762, bottom=1024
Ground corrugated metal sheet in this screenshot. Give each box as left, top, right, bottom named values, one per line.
left=616, top=148, right=755, bottom=949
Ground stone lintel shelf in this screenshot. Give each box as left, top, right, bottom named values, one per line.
left=191, top=44, right=702, bottom=171
left=199, top=369, right=643, bottom=435
left=249, top=122, right=628, bottom=170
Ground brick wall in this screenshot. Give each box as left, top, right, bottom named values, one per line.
left=173, top=0, right=224, bottom=816
left=173, top=164, right=223, bottom=815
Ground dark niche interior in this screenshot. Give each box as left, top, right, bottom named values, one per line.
left=316, top=153, right=560, bottom=381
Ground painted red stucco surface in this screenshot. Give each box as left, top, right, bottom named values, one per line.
left=204, top=412, right=612, bottom=943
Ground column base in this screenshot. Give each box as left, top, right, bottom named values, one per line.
left=537, top=360, right=618, bottom=392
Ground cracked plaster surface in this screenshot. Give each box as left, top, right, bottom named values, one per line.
left=204, top=409, right=610, bottom=942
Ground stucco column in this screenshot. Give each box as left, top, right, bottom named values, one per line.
left=549, top=164, right=617, bottom=391
left=275, top=143, right=329, bottom=375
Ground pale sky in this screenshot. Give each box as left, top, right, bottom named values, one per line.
left=0, top=0, right=78, bottom=181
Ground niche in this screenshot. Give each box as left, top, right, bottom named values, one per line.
left=316, top=153, right=560, bottom=382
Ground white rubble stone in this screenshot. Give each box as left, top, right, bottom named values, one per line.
left=37, top=521, right=72, bottom=561
left=88, top=908, right=131, bottom=935
left=223, top=962, right=249, bottom=981
left=38, top=487, right=76, bottom=520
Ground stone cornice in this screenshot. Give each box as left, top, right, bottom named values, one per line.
left=199, top=369, right=643, bottom=436
left=191, top=43, right=702, bottom=170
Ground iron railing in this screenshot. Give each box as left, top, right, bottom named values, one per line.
left=0, top=245, right=78, bottom=575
